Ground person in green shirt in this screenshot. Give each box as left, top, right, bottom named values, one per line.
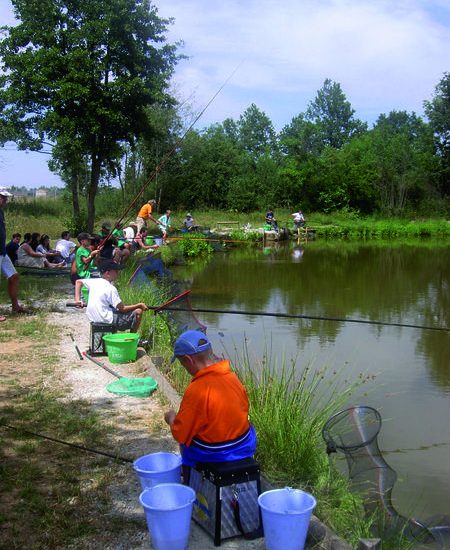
left=75, top=232, right=101, bottom=279
left=112, top=224, right=131, bottom=263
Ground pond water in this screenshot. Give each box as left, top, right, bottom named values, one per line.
left=173, top=239, right=450, bottom=522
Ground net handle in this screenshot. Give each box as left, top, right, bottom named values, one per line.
left=83, top=352, right=122, bottom=379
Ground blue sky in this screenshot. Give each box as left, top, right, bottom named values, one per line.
left=1, top=0, right=449, bottom=188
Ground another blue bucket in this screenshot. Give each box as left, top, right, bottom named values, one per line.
left=258, top=487, right=316, bottom=550
left=139, top=483, right=196, bottom=550
left=133, top=452, right=181, bottom=491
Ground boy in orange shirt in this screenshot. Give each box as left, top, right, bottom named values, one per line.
left=164, top=330, right=257, bottom=470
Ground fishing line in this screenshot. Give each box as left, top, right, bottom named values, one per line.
left=102, top=61, right=244, bottom=243
left=150, top=305, right=449, bottom=332
left=0, top=423, right=133, bottom=463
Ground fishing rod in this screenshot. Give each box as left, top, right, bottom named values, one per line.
left=101, top=63, right=243, bottom=244
left=149, top=305, right=449, bottom=333
left=0, top=423, right=133, bottom=463
left=167, top=236, right=251, bottom=244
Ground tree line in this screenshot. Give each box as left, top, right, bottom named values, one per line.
left=1, top=0, right=449, bottom=233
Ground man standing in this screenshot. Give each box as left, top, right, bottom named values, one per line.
left=135, top=199, right=160, bottom=234
left=164, top=330, right=257, bottom=473
left=0, top=187, right=27, bottom=320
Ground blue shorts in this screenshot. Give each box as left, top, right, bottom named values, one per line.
left=180, top=424, right=257, bottom=467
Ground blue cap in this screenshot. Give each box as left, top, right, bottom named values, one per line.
left=171, top=330, right=211, bottom=363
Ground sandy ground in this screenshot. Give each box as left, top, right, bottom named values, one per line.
left=49, top=306, right=267, bottom=549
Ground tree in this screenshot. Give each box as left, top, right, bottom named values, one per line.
left=0, top=0, right=179, bottom=232
left=424, top=72, right=450, bottom=197
left=279, top=114, right=322, bottom=161
left=305, top=79, right=367, bottom=150
left=371, top=111, right=438, bottom=214
left=237, top=104, right=278, bottom=158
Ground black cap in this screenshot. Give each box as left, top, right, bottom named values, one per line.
left=99, top=260, right=125, bottom=273
left=77, top=232, right=92, bottom=242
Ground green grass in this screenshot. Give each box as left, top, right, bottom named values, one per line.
left=124, top=268, right=415, bottom=549
left=0, top=316, right=142, bottom=549
left=3, top=196, right=448, bottom=243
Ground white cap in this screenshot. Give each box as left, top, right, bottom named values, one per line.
left=0, top=187, right=13, bottom=197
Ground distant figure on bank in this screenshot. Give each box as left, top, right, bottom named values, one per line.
left=74, top=260, right=148, bottom=332
left=16, top=233, right=65, bottom=269
left=6, top=232, right=21, bottom=264
left=292, top=209, right=306, bottom=230
left=0, top=187, right=27, bottom=320
left=74, top=232, right=101, bottom=280
left=55, top=231, right=76, bottom=265
left=36, top=234, right=63, bottom=263
left=133, top=227, right=159, bottom=253
left=164, top=330, right=257, bottom=477
left=135, top=199, right=160, bottom=234
left=111, top=224, right=131, bottom=264
left=158, top=209, right=172, bottom=242
left=97, top=222, right=117, bottom=261
left=182, top=213, right=198, bottom=232
left=123, top=223, right=138, bottom=245
left=265, top=208, right=278, bottom=231
left=29, top=232, right=40, bottom=251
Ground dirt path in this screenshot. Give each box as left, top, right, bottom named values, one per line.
left=47, top=307, right=266, bottom=549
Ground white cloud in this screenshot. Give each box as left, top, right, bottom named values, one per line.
left=159, top=0, right=450, bottom=128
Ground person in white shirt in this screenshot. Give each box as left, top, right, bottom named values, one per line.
left=55, top=231, right=76, bottom=264
left=74, top=260, right=148, bottom=331
left=292, top=209, right=306, bottom=229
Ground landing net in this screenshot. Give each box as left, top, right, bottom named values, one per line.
left=152, top=290, right=207, bottom=343
left=322, top=406, right=450, bottom=546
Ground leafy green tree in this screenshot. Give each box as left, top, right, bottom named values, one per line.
left=166, top=124, right=245, bottom=209
left=237, top=103, right=278, bottom=158
left=424, top=72, right=450, bottom=198
left=0, top=0, right=179, bottom=232
left=279, top=114, right=321, bottom=161
left=305, top=79, right=367, bottom=150
left=371, top=111, right=438, bottom=215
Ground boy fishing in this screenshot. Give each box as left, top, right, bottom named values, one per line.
left=74, top=259, right=147, bottom=332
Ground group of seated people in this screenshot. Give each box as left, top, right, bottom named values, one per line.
left=4, top=218, right=173, bottom=276
left=71, top=221, right=167, bottom=284
left=6, top=231, right=71, bottom=269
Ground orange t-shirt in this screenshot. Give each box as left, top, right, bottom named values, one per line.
left=171, top=360, right=250, bottom=446
left=137, top=203, right=153, bottom=219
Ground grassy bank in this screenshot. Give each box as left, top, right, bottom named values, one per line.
left=3, top=196, right=449, bottom=241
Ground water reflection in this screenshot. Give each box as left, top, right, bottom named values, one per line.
left=173, top=240, right=450, bottom=517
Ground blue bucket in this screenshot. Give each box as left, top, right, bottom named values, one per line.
left=133, top=452, right=181, bottom=491
left=140, top=483, right=196, bottom=550
left=258, top=487, right=316, bottom=550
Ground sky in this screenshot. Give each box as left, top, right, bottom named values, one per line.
left=0, top=0, right=449, bottom=188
